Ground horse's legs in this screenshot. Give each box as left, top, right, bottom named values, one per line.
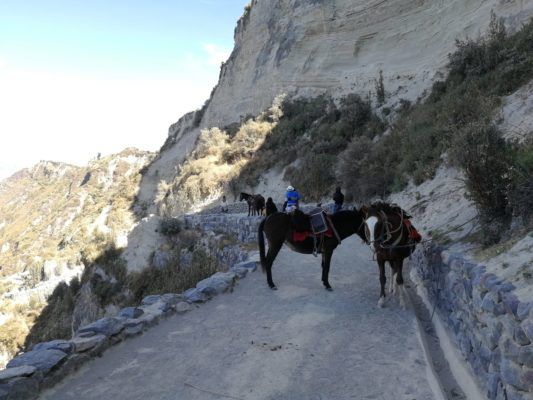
left=395, top=259, right=407, bottom=308
left=389, top=262, right=396, bottom=294
left=265, top=240, right=283, bottom=290
left=321, top=249, right=333, bottom=291
left=378, top=259, right=387, bottom=307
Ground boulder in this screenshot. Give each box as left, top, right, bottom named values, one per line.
left=77, top=317, right=124, bottom=337
left=0, top=366, right=36, bottom=383
left=196, top=272, right=237, bottom=296
left=32, top=340, right=74, bottom=354
left=118, top=307, right=144, bottom=319
left=230, top=266, right=248, bottom=278
left=141, top=295, right=162, bottom=306
left=70, top=334, right=107, bottom=353
left=175, top=302, right=193, bottom=313
left=7, top=349, right=67, bottom=373
left=234, top=260, right=258, bottom=272
left=184, top=288, right=208, bottom=303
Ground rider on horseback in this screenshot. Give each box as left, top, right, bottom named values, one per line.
left=283, top=185, right=300, bottom=213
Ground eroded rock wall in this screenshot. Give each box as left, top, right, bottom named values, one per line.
left=201, top=0, right=533, bottom=128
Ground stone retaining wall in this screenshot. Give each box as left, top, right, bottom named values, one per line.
left=183, top=214, right=263, bottom=243
left=411, top=245, right=532, bottom=400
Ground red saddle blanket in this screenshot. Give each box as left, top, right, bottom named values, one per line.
left=292, top=229, right=334, bottom=242
left=404, top=219, right=422, bottom=242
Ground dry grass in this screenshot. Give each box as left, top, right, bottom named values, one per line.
left=161, top=102, right=281, bottom=215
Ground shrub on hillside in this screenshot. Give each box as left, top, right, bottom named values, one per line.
left=235, top=93, right=384, bottom=200
left=128, top=247, right=218, bottom=303
left=24, top=276, right=80, bottom=348
left=507, top=138, right=533, bottom=228
left=160, top=217, right=182, bottom=236
left=284, top=153, right=336, bottom=200
left=0, top=318, right=27, bottom=359
left=339, top=17, right=533, bottom=207
left=449, top=123, right=513, bottom=243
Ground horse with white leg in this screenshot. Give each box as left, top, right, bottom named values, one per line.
left=361, top=202, right=422, bottom=308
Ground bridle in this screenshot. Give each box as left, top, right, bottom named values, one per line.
left=364, top=210, right=405, bottom=250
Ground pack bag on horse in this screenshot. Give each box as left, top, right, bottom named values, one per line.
left=258, top=206, right=368, bottom=291
left=361, top=202, right=422, bottom=308
left=239, top=192, right=265, bottom=216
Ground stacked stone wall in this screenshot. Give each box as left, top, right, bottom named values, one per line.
left=412, top=245, right=532, bottom=400
left=183, top=214, right=262, bottom=243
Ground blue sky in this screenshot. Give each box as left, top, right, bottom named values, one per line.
left=0, top=0, right=248, bottom=179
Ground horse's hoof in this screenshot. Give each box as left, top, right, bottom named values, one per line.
left=269, top=285, right=278, bottom=291
left=378, top=297, right=386, bottom=308
left=325, top=287, right=333, bottom=292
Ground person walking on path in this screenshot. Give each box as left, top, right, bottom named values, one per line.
left=333, top=186, right=344, bottom=213
left=265, top=197, right=278, bottom=216
left=220, top=195, right=229, bottom=213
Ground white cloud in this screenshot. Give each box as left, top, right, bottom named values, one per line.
left=203, top=43, right=231, bottom=66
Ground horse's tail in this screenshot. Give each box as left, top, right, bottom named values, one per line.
left=258, top=218, right=267, bottom=273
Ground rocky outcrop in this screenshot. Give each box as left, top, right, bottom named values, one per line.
left=201, top=0, right=533, bottom=128
left=412, top=245, right=533, bottom=400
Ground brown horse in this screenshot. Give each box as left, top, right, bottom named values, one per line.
left=258, top=209, right=367, bottom=290
left=361, top=202, right=420, bottom=307
left=240, top=192, right=265, bottom=216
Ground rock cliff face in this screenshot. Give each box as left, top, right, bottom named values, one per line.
left=201, top=0, right=533, bottom=128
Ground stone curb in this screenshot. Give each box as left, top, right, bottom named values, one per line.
left=0, top=253, right=259, bottom=400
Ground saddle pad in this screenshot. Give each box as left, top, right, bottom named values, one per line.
left=292, top=229, right=333, bottom=242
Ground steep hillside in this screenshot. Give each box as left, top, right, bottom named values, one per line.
left=0, top=149, right=154, bottom=366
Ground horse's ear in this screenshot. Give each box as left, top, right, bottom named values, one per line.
left=360, top=204, right=369, bottom=217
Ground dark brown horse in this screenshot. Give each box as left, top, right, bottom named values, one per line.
left=258, top=209, right=367, bottom=290
left=361, top=202, right=420, bottom=307
left=240, top=192, right=265, bottom=216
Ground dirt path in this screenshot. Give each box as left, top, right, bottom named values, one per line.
left=41, top=237, right=452, bottom=400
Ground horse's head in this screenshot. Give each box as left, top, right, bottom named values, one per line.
left=360, top=204, right=383, bottom=251
left=239, top=192, right=246, bottom=202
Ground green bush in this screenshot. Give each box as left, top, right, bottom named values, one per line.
left=508, top=137, right=533, bottom=228
left=235, top=93, right=384, bottom=200
left=159, top=217, right=182, bottom=236
left=449, top=123, right=513, bottom=243
left=339, top=17, right=533, bottom=208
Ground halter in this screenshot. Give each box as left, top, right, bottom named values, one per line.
left=364, top=210, right=405, bottom=250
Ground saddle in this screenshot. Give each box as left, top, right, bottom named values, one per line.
left=290, top=208, right=334, bottom=243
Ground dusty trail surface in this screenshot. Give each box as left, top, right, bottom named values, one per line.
left=41, top=236, right=439, bottom=400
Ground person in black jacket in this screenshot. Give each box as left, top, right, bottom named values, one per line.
left=265, top=197, right=278, bottom=216
left=333, top=186, right=344, bottom=213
